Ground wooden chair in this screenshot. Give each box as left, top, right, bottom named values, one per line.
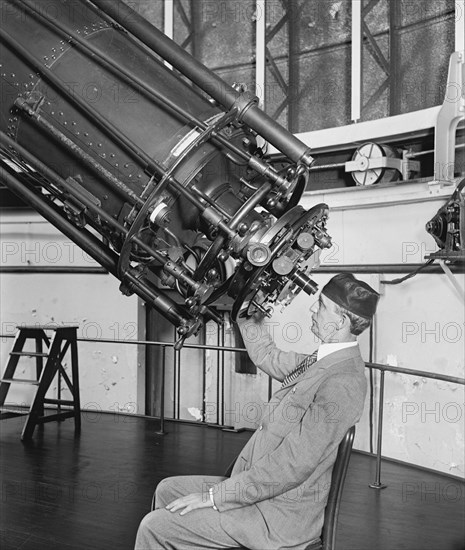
left=312, top=425, right=356, bottom=550
left=151, top=426, right=356, bottom=550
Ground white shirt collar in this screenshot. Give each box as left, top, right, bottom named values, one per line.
left=317, top=341, right=357, bottom=361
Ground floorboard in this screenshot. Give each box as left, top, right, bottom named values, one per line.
left=0, top=413, right=463, bottom=550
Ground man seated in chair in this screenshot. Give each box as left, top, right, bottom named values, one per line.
left=135, top=273, right=379, bottom=550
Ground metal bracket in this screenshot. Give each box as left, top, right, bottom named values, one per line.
left=434, top=50, right=465, bottom=183
left=438, top=260, right=465, bottom=300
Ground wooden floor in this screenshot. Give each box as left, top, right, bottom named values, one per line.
left=0, top=413, right=464, bottom=550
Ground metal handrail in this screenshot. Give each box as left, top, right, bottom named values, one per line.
left=1, top=332, right=463, bottom=487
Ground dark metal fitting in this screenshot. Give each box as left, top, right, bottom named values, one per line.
left=247, top=243, right=272, bottom=267
left=202, top=206, right=224, bottom=227
left=232, top=90, right=259, bottom=122
left=266, top=198, right=277, bottom=209
left=296, top=232, right=315, bottom=251
left=272, top=255, right=294, bottom=276
left=238, top=223, right=249, bottom=236
left=314, top=229, right=332, bottom=249
left=291, top=270, right=318, bottom=296
left=18, top=91, right=45, bottom=113
left=299, top=150, right=315, bottom=167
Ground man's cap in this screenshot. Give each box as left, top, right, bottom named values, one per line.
left=321, top=273, right=380, bottom=319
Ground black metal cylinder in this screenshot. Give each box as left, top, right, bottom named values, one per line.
left=89, top=0, right=314, bottom=166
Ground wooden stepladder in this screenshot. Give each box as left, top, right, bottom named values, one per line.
left=0, top=325, right=81, bottom=440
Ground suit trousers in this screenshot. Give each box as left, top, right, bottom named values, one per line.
left=134, top=475, right=241, bottom=550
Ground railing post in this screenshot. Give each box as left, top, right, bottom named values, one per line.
left=370, top=369, right=387, bottom=489
left=155, top=344, right=167, bottom=435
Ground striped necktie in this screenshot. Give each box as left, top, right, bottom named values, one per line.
left=282, top=350, right=318, bottom=387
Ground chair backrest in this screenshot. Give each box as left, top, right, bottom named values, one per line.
left=320, top=425, right=356, bottom=550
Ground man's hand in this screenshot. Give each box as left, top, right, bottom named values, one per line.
left=166, top=492, right=213, bottom=515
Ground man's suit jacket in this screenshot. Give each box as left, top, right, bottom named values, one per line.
left=210, top=318, right=367, bottom=550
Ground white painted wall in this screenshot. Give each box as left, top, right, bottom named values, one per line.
left=0, top=211, right=143, bottom=416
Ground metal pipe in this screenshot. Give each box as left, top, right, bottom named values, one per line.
left=0, top=27, right=153, bottom=172
left=220, top=321, right=225, bottom=426
left=0, top=267, right=107, bottom=274
left=0, top=133, right=207, bottom=296
left=216, top=324, right=221, bottom=425
left=366, top=362, right=465, bottom=386
left=4, top=169, right=192, bottom=325
left=18, top=335, right=460, bottom=387
left=314, top=264, right=465, bottom=275
left=176, top=348, right=181, bottom=420
left=123, top=271, right=190, bottom=328
left=14, top=97, right=144, bottom=206
left=17, top=0, right=256, bottom=169
left=89, top=0, right=314, bottom=166
left=155, top=345, right=167, bottom=435
left=201, top=326, right=207, bottom=423
left=0, top=167, right=120, bottom=276
left=369, top=370, right=387, bottom=489
left=172, top=328, right=177, bottom=419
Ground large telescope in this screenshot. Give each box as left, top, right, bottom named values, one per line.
left=0, top=0, right=332, bottom=346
